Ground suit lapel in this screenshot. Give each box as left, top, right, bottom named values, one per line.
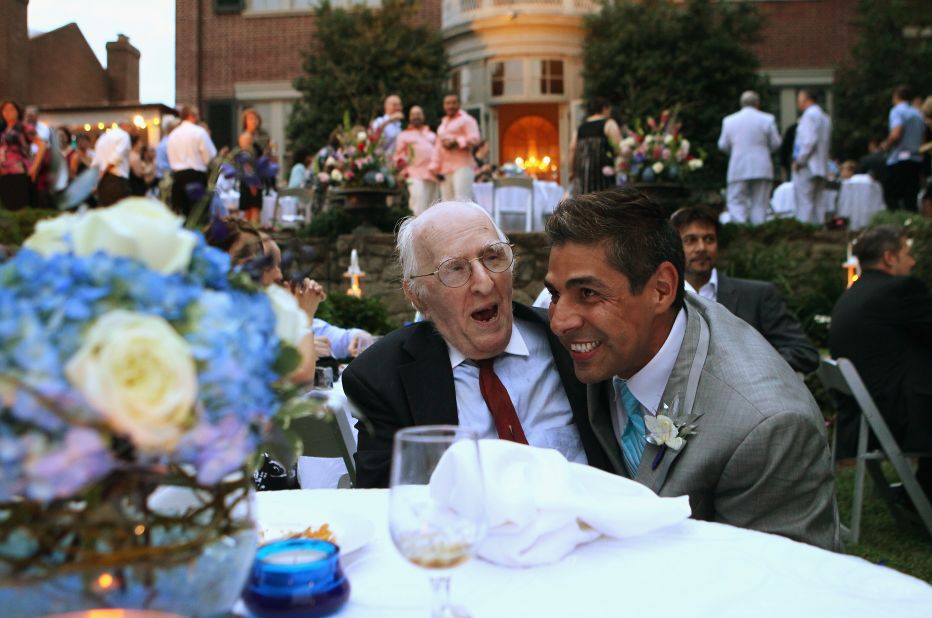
left=398, top=324, right=459, bottom=426
left=716, top=273, right=739, bottom=315
left=634, top=300, right=710, bottom=493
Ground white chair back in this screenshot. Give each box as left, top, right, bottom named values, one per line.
left=492, top=177, right=534, bottom=233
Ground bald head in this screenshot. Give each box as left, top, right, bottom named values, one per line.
left=384, top=95, right=402, bottom=116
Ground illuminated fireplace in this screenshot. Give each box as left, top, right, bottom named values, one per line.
left=498, top=106, right=560, bottom=182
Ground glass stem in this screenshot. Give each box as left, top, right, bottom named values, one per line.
left=429, top=575, right=452, bottom=618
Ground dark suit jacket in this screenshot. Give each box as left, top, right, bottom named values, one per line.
left=829, top=269, right=932, bottom=452
left=342, top=302, right=613, bottom=488
left=717, top=273, right=819, bottom=374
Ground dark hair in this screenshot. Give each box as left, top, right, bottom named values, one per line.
left=0, top=99, right=24, bottom=124
left=546, top=187, right=685, bottom=310
left=798, top=88, right=819, bottom=105
left=443, top=93, right=459, bottom=102
left=586, top=97, right=611, bottom=116
left=203, top=216, right=262, bottom=256
left=894, top=85, right=913, bottom=102
left=670, top=206, right=720, bottom=237
left=853, top=224, right=907, bottom=266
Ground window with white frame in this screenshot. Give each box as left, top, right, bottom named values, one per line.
left=536, top=60, right=564, bottom=95
left=491, top=60, right=524, bottom=97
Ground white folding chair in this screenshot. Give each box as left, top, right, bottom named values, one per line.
left=492, top=177, right=534, bottom=233
left=818, top=358, right=932, bottom=543
left=275, top=187, right=315, bottom=226
left=289, top=390, right=358, bottom=488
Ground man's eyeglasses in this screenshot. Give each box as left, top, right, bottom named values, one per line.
left=409, top=242, right=515, bottom=288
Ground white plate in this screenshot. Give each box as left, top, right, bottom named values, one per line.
left=259, top=506, right=374, bottom=555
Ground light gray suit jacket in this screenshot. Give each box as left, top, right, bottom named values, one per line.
left=793, top=103, right=832, bottom=177
left=717, top=106, right=781, bottom=182
left=587, top=294, right=839, bottom=551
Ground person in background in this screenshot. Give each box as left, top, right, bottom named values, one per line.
left=544, top=187, right=838, bottom=550
left=670, top=206, right=819, bottom=374
left=394, top=105, right=438, bottom=216
left=473, top=139, right=494, bottom=183
left=568, top=97, right=621, bottom=196
left=857, top=138, right=889, bottom=185
left=371, top=94, right=404, bottom=158
left=430, top=94, right=481, bottom=201
left=155, top=116, right=178, bottom=203
left=128, top=134, right=149, bottom=196
left=0, top=100, right=45, bottom=210
left=792, top=89, right=832, bottom=224
left=881, top=86, right=925, bottom=212
left=68, top=133, right=93, bottom=181
left=91, top=121, right=133, bottom=207
left=288, top=148, right=312, bottom=189
left=242, top=108, right=271, bottom=158
left=717, top=91, right=782, bottom=225
left=167, top=105, right=217, bottom=218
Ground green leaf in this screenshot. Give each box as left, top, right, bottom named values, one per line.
left=273, top=344, right=302, bottom=376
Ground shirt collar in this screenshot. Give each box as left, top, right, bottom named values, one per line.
left=684, top=268, right=718, bottom=301
left=615, top=308, right=687, bottom=416
left=448, top=320, right=528, bottom=368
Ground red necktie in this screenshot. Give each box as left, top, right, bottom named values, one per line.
left=477, top=358, right=528, bottom=444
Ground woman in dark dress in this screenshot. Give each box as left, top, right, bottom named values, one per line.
left=0, top=100, right=45, bottom=210
left=569, top=97, right=621, bottom=196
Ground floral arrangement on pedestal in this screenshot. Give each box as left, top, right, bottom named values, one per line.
left=617, top=110, right=704, bottom=183
left=0, top=198, right=313, bottom=615
left=314, top=113, right=399, bottom=191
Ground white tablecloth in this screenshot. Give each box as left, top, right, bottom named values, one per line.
left=253, top=489, right=932, bottom=618
left=472, top=181, right=565, bottom=231
left=837, top=176, right=886, bottom=230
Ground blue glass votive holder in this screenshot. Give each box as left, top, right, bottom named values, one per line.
left=243, top=538, right=350, bottom=618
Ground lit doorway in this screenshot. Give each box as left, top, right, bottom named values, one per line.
left=497, top=104, right=560, bottom=182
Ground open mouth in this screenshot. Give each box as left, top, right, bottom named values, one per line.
left=569, top=340, right=602, bottom=354
left=471, top=304, right=499, bottom=323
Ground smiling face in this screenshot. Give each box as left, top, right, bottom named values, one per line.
left=546, top=241, right=677, bottom=383
left=406, top=204, right=513, bottom=360
left=443, top=95, right=460, bottom=118
left=679, top=221, right=718, bottom=286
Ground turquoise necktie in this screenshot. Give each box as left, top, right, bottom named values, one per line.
left=614, top=378, right=646, bottom=476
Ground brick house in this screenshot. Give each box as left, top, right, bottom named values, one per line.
left=175, top=0, right=859, bottom=180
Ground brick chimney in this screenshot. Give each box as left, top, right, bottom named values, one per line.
left=106, top=33, right=140, bottom=103
left=0, top=0, right=29, bottom=103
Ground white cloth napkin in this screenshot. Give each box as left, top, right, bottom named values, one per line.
left=429, top=439, right=691, bottom=567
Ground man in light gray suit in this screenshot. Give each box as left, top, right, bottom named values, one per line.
left=544, top=188, right=839, bottom=551
left=718, top=90, right=782, bottom=225
left=792, top=89, right=832, bottom=224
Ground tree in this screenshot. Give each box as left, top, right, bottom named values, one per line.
left=582, top=0, right=767, bottom=188
left=833, top=0, right=932, bottom=161
left=287, top=0, right=449, bottom=154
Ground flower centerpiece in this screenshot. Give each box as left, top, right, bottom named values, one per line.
left=0, top=198, right=313, bottom=615
left=316, top=113, right=398, bottom=192
left=616, top=110, right=704, bottom=184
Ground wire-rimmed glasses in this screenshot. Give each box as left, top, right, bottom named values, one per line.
left=409, top=242, right=514, bottom=288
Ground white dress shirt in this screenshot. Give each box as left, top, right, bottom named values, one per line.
left=610, top=309, right=687, bottom=444
left=91, top=126, right=131, bottom=178
left=167, top=120, right=217, bottom=172
left=448, top=318, right=586, bottom=463
left=683, top=268, right=718, bottom=301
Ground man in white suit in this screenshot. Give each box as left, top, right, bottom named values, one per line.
left=792, top=89, right=832, bottom=224
left=717, top=91, right=782, bottom=225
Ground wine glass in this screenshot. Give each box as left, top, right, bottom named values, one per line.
left=389, top=426, right=485, bottom=618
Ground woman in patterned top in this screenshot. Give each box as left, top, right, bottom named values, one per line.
left=0, top=100, right=46, bottom=210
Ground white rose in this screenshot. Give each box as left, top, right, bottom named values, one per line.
left=331, top=169, right=343, bottom=182
left=266, top=284, right=309, bottom=348
left=652, top=162, right=664, bottom=174
left=71, top=198, right=198, bottom=274
left=688, top=159, right=703, bottom=171
left=325, top=156, right=337, bottom=167
left=680, top=139, right=690, bottom=152
left=664, top=134, right=674, bottom=145
left=645, top=414, right=685, bottom=450
left=65, top=310, right=198, bottom=454
left=22, top=212, right=79, bottom=256
left=356, top=131, right=367, bottom=142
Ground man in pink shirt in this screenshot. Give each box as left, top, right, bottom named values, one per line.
left=395, top=106, right=439, bottom=216
left=430, top=94, right=481, bottom=201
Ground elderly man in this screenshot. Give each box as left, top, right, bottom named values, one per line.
left=371, top=94, right=404, bottom=157
left=394, top=105, right=438, bottom=216
left=430, top=94, right=481, bottom=201
left=544, top=188, right=838, bottom=550
left=829, top=225, right=932, bottom=497
left=342, top=201, right=612, bottom=488
left=792, top=89, right=832, bottom=224
left=670, top=206, right=818, bottom=374
left=717, top=91, right=781, bottom=225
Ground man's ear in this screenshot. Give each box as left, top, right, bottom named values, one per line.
left=402, top=280, right=425, bottom=314
left=652, top=261, right=679, bottom=313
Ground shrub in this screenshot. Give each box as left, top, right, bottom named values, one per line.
left=314, top=293, right=399, bottom=336
left=0, top=208, right=60, bottom=246
left=299, top=204, right=411, bottom=240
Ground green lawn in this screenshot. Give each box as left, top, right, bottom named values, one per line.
left=835, top=464, right=932, bottom=582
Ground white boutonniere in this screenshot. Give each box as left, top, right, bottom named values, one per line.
left=645, top=401, right=702, bottom=470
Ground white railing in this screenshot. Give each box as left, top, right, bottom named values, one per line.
left=443, top=0, right=598, bottom=30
